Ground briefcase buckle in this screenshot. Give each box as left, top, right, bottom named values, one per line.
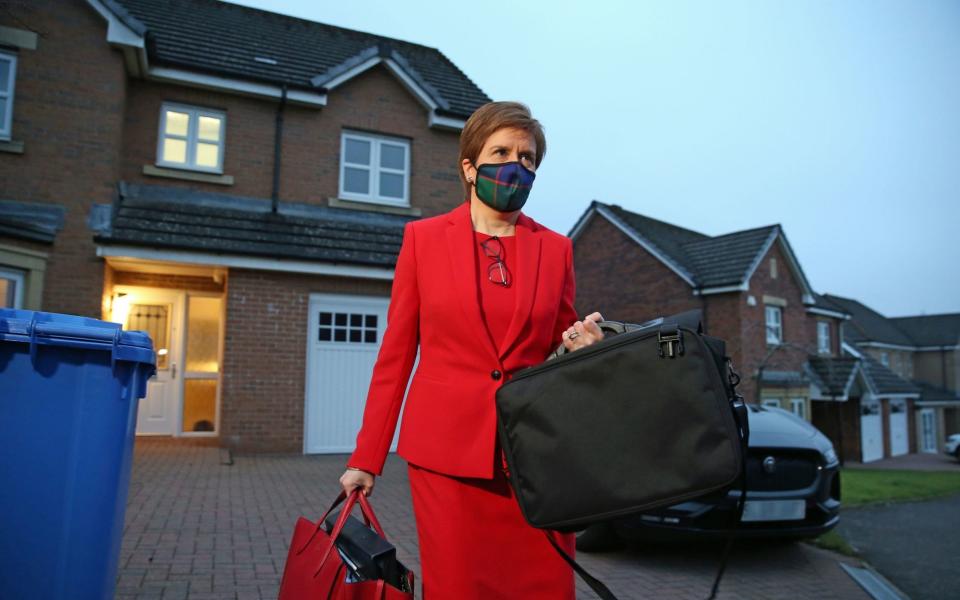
left=657, top=329, right=684, bottom=358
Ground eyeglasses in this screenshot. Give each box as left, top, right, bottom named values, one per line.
left=480, top=236, right=511, bottom=286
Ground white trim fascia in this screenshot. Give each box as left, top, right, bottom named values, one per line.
left=857, top=341, right=917, bottom=352
left=594, top=204, right=697, bottom=287
left=842, top=341, right=863, bottom=358
left=694, top=283, right=749, bottom=295
left=741, top=229, right=816, bottom=302
left=148, top=66, right=327, bottom=107
left=855, top=362, right=879, bottom=397
left=428, top=112, right=466, bottom=131
left=916, top=400, right=960, bottom=407
left=740, top=227, right=779, bottom=290
left=96, top=245, right=395, bottom=281
left=86, top=0, right=144, bottom=49
left=807, top=306, right=851, bottom=320
left=568, top=205, right=597, bottom=241
left=323, top=56, right=382, bottom=90
left=321, top=55, right=464, bottom=131
left=878, top=393, right=922, bottom=399
left=912, top=344, right=960, bottom=352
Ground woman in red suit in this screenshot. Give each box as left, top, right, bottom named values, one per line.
left=340, top=101, right=605, bottom=599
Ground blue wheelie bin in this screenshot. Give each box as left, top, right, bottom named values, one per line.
left=0, top=309, right=156, bottom=600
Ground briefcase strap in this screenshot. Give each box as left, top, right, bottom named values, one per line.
left=543, top=531, right=619, bottom=600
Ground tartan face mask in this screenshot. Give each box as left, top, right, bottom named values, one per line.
left=472, top=161, right=536, bottom=212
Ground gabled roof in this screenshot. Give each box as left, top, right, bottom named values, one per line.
left=808, top=293, right=852, bottom=319
left=90, top=181, right=413, bottom=268
left=570, top=200, right=815, bottom=299
left=806, top=357, right=861, bottom=399
left=888, top=314, right=960, bottom=347
left=91, top=0, right=490, bottom=123
left=0, top=199, right=66, bottom=244
left=858, top=353, right=922, bottom=396
left=825, top=293, right=959, bottom=348
left=915, top=381, right=960, bottom=404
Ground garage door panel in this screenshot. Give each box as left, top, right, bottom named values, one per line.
left=305, top=294, right=413, bottom=454
left=861, top=400, right=883, bottom=463
left=889, top=400, right=908, bottom=457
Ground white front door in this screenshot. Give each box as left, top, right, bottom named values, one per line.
left=860, top=398, right=883, bottom=463
left=920, top=408, right=937, bottom=453
left=304, top=293, right=416, bottom=454
left=889, top=399, right=908, bottom=456
left=113, top=286, right=185, bottom=436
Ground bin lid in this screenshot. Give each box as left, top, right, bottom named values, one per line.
left=0, top=308, right=156, bottom=366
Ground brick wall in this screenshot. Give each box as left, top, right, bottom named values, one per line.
left=572, top=214, right=701, bottom=323
left=120, top=64, right=463, bottom=217
left=221, top=268, right=391, bottom=452
left=0, top=0, right=127, bottom=318
left=112, top=270, right=224, bottom=294
left=738, top=241, right=816, bottom=403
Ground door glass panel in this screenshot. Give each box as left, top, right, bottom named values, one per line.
left=186, top=296, right=221, bottom=373
left=126, top=303, right=170, bottom=369
left=183, top=379, right=217, bottom=433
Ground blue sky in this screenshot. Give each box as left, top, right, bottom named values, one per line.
left=230, top=0, right=959, bottom=318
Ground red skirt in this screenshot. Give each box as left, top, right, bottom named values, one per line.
left=406, top=450, right=576, bottom=599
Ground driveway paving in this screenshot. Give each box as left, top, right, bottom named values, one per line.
left=117, top=438, right=873, bottom=599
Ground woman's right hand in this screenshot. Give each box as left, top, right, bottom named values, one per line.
left=340, top=468, right=376, bottom=497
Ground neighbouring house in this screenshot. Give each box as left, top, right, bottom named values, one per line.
left=568, top=201, right=924, bottom=463
left=820, top=294, right=960, bottom=455
left=0, top=0, right=489, bottom=452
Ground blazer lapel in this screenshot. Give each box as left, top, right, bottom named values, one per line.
left=497, top=211, right=541, bottom=358
left=443, top=202, right=542, bottom=362
left=445, top=203, right=499, bottom=362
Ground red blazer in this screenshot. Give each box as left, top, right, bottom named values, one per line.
left=347, top=201, right=578, bottom=479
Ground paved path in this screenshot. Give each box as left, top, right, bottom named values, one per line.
left=837, top=492, right=960, bottom=600
left=117, top=438, right=871, bottom=599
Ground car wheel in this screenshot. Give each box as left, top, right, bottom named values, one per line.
left=954, top=447, right=960, bottom=460
left=575, top=521, right=622, bottom=553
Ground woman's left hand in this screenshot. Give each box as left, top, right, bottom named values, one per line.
left=562, top=311, right=605, bottom=352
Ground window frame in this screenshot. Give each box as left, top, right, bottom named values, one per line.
left=765, top=305, right=783, bottom=345
left=817, top=321, right=831, bottom=355
left=0, top=50, right=17, bottom=141
left=762, top=398, right=782, bottom=409
left=0, top=264, right=26, bottom=309
left=338, top=130, right=411, bottom=207
left=156, top=101, right=227, bottom=174
left=790, top=397, right=806, bottom=419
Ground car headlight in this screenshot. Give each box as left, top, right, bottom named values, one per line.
left=823, top=446, right=839, bottom=466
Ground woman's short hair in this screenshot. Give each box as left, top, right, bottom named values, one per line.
left=458, top=101, right=547, bottom=200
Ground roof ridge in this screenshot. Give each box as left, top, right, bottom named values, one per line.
left=598, top=202, right=710, bottom=240
left=197, top=0, right=442, bottom=54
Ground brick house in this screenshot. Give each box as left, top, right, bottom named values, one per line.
left=568, top=201, right=922, bottom=463
left=820, top=295, right=960, bottom=454
left=0, top=0, right=489, bottom=452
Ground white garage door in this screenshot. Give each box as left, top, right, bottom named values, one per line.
left=888, top=399, right=908, bottom=457
left=860, top=398, right=883, bottom=463
left=304, top=293, right=415, bottom=454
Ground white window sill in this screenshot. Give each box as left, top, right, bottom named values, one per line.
left=327, top=197, right=421, bottom=217
left=144, top=164, right=234, bottom=186
left=0, top=139, right=25, bottom=154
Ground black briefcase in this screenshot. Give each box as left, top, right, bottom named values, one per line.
left=495, top=309, right=749, bottom=600
left=496, top=308, right=747, bottom=531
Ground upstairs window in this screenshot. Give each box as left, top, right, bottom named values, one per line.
left=340, top=131, right=410, bottom=206
left=765, top=305, right=783, bottom=345
left=817, top=321, right=831, bottom=354
left=0, top=51, right=17, bottom=141
left=157, top=102, right=226, bottom=173
left=880, top=352, right=889, bottom=367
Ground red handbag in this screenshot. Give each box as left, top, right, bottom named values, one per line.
left=278, top=489, right=415, bottom=600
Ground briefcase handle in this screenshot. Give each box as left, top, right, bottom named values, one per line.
left=546, top=309, right=704, bottom=361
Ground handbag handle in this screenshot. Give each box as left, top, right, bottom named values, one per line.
left=312, top=489, right=391, bottom=577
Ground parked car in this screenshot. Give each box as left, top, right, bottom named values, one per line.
left=577, top=404, right=841, bottom=550
left=946, top=433, right=960, bottom=460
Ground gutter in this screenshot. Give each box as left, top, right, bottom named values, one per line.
left=271, top=83, right=287, bottom=214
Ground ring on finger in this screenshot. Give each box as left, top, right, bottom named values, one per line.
left=568, top=331, right=580, bottom=340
